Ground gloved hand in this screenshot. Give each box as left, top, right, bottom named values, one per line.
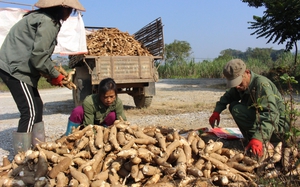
left=245, top=138, right=263, bottom=157
left=209, top=111, right=220, bottom=128
left=50, top=74, right=65, bottom=87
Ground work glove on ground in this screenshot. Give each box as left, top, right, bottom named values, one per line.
left=245, top=138, right=263, bottom=157
left=209, top=111, right=220, bottom=128
left=50, top=74, right=65, bottom=87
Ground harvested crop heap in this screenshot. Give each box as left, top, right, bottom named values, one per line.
left=0, top=119, right=299, bottom=187
left=86, top=28, right=152, bottom=56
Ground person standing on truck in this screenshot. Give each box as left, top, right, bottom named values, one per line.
left=0, top=0, right=85, bottom=154
left=208, top=59, right=289, bottom=157
left=65, top=78, right=127, bottom=135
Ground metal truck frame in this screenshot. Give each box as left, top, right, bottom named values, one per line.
left=69, top=17, right=164, bottom=108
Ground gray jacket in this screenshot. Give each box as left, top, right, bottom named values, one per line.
left=0, top=11, right=60, bottom=87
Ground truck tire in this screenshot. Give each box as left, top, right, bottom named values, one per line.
left=72, top=67, right=92, bottom=107
left=72, top=85, right=81, bottom=106
left=134, top=95, right=152, bottom=108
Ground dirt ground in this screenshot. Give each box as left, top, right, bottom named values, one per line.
left=0, top=78, right=242, bottom=163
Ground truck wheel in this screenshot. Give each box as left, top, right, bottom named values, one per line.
left=72, top=86, right=81, bottom=107
left=72, top=73, right=83, bottom=107
left=134, top=95, right=152, bottom=108
left=72, top=67, right=92, bottom=107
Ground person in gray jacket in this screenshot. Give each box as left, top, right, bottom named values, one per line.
left=0, top=0, right=85, bottom=154
left=209, top=59, right=289, bottom=157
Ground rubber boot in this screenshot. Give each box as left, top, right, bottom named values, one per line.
left=65, top=119, right=80, bottom=136
left=32, top=121, right=45, bottom=147
left=13, top=132, right=32, bottom=155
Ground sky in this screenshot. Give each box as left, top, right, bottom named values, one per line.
left=0, top=0, right=290, bottom=60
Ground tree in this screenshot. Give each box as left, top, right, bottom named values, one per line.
left=247, top=47, right=273, bottom=64
left=164, top=40, right=192, bottom=65
left=242, top=0, right=300, bottom=67
left=220, top=48, right=244, bottom=59
left=218, top=47, right=287, bottom=63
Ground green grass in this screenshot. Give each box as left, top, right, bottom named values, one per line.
left=0, top=65, right=71, bottom=92
left=157, top=55, right=300, bottom=80
left=0, top=77, right=61, bottom=92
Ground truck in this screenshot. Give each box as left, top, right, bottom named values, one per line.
left=68, top=17, right=164, bottom=108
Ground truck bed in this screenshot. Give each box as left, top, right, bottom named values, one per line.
left=86, top=55, right=158, bottom=84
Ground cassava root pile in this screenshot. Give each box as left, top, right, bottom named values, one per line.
left=0, top=118, right=299, bottom=187
left=86, top=28, right=152, bottom=56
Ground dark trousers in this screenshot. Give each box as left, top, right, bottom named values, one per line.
left=229, top=101, right=287, bottom=142
left=229, top=101, right=256, bottom=141
left=0, top=69, right=43, bottom=132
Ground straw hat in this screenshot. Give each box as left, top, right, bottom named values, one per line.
left=35, top=0, right=85, bottom=11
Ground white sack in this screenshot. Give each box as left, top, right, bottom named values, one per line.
left=0, top=8, right=28, bottom=48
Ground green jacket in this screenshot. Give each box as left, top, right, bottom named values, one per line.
left=82, top=94, right=127, bottom=126
left=0, top=11, right=60, bottom=87
left=214, top=71, right=289, bottom=141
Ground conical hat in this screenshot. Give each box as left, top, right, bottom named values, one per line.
left=35, top=0, right=85, bottom=11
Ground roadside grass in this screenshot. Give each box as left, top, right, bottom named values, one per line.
left=0, top=82, right=8, bottom=92
left=0, top=77, right=54, bottom=91
left=37, top=77, right=56, bottom=89
left=0, top=65, right=71, bottom=92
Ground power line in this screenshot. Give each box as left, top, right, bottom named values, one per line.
left=192, top=57, right=215, bottom=60
left=0, top=1, right=34, bottom=9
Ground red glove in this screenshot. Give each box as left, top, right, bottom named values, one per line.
left=245, top=138, right=263, bottom=157
left=209, top=111, right=220, bottom=128
left=50, top=74, right=65, bottom=87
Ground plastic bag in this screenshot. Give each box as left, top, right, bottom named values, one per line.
left=209, top=127, right=244, bottom=139
left=179, top=127, right=243, bottom=140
